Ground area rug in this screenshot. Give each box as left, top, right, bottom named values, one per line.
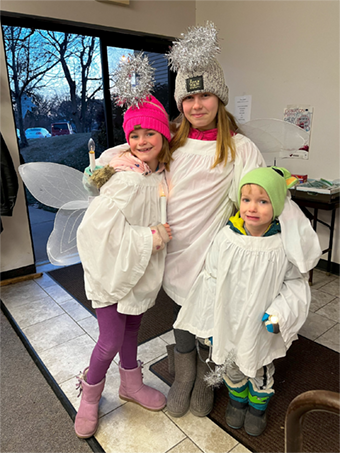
left=150, top=336, right=340, bottom=453
left=47, top=263, right=176, bottom=345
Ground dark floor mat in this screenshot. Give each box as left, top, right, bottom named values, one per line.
left=48, top=263, right=176, bottom=345
left=150, top=336, right=340, bottom=453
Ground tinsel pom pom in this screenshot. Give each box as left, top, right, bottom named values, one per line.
left=166, top=21, right=220, bottom=72
left=203, top=350, right=236, bottom=388
left=112, top=52, right=155, bottom=109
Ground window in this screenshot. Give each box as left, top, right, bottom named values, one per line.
left=2, top=13, right=175, bottom=266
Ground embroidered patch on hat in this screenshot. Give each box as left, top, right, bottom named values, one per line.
left=186, top=76, right=204, bottom=93
left=133, top=124, right=142, bottom=130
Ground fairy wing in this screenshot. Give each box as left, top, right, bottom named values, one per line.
left=19, top=162, right=92, bottom=266
left=241, top=119, right=310, bottom=164
left=18, top=162, right=89, bottom=208
left=47, top=200, right=89, bottom=266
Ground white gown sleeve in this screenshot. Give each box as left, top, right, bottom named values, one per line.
left=279, top=195, right=322, bottom=273
left=173, top=231, right=221, bottom=337
left=266, top=263, right=311, bottom=344
left=77, top=191, right=152, bottom=302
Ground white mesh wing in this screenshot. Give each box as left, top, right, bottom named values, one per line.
left=241, top=119, right=310, bottom=160
left=18, top=162, right=89, bottom=208
left=18, top=162, right=93, bottom=266
left=47, top=200, right=89, bottom=266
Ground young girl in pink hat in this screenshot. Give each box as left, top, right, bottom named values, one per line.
left=74, top=92, right=172, bottom=439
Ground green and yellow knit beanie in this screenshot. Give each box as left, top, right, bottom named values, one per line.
left=239, top=167, right=297, bottom=219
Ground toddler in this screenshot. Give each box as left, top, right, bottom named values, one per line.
left=174, top=167, right=312, bottom=436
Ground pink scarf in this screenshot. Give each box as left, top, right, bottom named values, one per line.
left=109, top=151, right=165, bottom=175
left=188, top=128, right=235, bottom=141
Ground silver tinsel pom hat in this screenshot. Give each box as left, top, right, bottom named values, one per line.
left=166, top=21, right=229, bottom=112
left=112, top=52, right=170, bottom=143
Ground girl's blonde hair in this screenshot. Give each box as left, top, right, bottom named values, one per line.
left=170, top=99, right=238, bottom=168
left=156, top=135, right=172, bottom=171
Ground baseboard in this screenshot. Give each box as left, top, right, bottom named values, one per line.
left=316, top=259, right=340, bottom=276
left=0, top=264, right=36, bottom=282
left=1, top=272, right=43, bottom=287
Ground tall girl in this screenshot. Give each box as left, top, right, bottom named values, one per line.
left=75, top=92, right=172, bottom=439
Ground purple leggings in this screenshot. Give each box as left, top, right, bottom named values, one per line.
left=86, top=304, right=143, bottom=385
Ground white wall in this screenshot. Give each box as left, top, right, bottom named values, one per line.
left=1, top=0, right=195, bottom=39
left=197, top=0, right=339, bottom=264
left=0, top=0, right=195, bottom=275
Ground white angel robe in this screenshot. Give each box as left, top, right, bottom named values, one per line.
left=77, top=171, right=167, bottom=315
left=163, top=135, right=322, bottom=306
left=174, top=225, right=311, bottom=378
left=163, top=134, right=266, bottom=305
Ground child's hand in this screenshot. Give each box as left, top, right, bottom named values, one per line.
left=150, top=224, right=171, bottom=254
left=163, top=223, right=172, bottom=240
left=262, top=313, right=280, bottom=334
left=84, top=164, right=104, bottom=177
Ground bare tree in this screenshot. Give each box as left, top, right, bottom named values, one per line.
left=77, top=35, right=102, bottom=132
left=40, top=31, right=102, bottom=132
left=3, top=26, right=60, bottom=147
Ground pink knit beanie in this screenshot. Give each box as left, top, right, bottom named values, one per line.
left=123, top=96, right=171, bottom=144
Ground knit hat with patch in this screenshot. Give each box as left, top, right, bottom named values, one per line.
left=166, top=22, right=229, bottom=112
left=123, top=95, right=171, bottom=144
left=174, top=58, right=229, bottom=113
left=239, top=167, right=296, bottom=219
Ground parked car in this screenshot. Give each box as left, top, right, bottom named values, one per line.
left=25, top=127, right=51, bottom=139
left=51, top=122, right=74, bottom=136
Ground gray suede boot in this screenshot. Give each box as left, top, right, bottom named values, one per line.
left=166, top=348, right=197, bottom=417
left=190, top=347, right=214, bottom=417
left=166, top=344, right=175, bottom=376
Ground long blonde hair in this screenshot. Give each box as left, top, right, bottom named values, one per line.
left=156, top=135, right=172, bottom=171
left=170, top=99, right=238, bottom=168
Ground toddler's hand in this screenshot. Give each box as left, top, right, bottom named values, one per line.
left=163, top=223, right=172, bottom=240
left=262, top=313, right=280, bottom=334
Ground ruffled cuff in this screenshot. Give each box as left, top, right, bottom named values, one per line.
left=150, top=224, right=170, bottom=254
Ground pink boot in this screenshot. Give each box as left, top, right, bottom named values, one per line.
left=74, top=368, right=105, bottom=439
left=119, top=361, right=166, bottom=411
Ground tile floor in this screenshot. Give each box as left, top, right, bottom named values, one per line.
left=1, top=267, right=339, bottom=453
